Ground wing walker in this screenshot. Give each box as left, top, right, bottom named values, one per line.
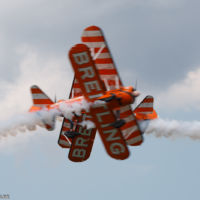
left=29, top=26, right=158, bottom=162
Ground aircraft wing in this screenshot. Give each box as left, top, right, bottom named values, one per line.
left=82, top=25, right=143, bottom=146
left=58, top=118, right=72, bottom=148
left=69, top=43, right=129, bottom=160
left=58, top=75, right=90, bottom=149
left=58, top=70, right=97, bottom=152
left=58, top=111, right=97, bottom=162
left=70, top=77, right=83, bottom=98
left=68, top=113, right=97, bottom=162
left=81, top=25, right=123, bottom=91
left=58, top=77, right=74, bottom=148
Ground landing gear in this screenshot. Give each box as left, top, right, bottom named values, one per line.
left=110, top=109, right=126, bottom=128
left=64, top=119, right=80, bottom=139
left=64, top=131, right=80, bottom=139
left=110, top=119, right=126, bottom=128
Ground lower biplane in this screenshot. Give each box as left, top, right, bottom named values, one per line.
left=29, top=25, right=158, bottom=162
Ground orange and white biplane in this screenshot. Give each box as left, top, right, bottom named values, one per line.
left=29, top=26, right=158, bottom=162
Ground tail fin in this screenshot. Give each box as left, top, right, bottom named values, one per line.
left=134, top=95, right=158, bottom=120
left=30, top=85, right=54, bottom=107
left=30, top=85, right=55, bottom=131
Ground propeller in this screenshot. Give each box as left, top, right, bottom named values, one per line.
left=133, top=79, right=138, bottom=107
left=54, top=94, right=57, bottom=103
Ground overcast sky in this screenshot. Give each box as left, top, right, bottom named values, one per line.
left=0, top=1, right=200, bottom=200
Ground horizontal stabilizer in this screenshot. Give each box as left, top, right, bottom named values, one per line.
left=134, top=96, right=158, bottom=120
left=30, top=85, right=55, bottom=131
left=30, top=85, right=54, bottom=107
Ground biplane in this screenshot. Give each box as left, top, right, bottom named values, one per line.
left=29, top=26, right=157, bottom=162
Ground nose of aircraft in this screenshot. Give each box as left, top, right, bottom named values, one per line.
left=132, top=90, right=140, bottom=97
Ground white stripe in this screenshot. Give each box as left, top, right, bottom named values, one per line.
left=102, top=79, right=110, bottom=91
left=140, top=111, right=153, bottom=114
left=84, top=42, right=105, bottom=48
left=96, top=63, right=114, bottom=69
left=127, top=135, right=142, bottom=145
left=122, top=126, right=139, bottom=139
left=82, top=30, right=102, bottom=37
left=100, top=74, right=119, bottom=80
left=123, top=115, right=134, bottom=123
left=138, top=103, right=153, bottom=108
left=32, top=93, right=49, bottom=99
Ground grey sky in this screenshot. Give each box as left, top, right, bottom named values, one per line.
left=1, top=0, right=200, bottom=86
left=0, top=1, right=200, bottom=200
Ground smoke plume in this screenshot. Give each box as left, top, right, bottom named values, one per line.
left=140, top=118, right=200, bottom=140
left=0, top=99, right=97, bottom=139
left=1, top=96, right=200, bottom=142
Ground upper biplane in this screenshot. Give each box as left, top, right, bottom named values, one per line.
left=29, top=25, right=157, bottom=162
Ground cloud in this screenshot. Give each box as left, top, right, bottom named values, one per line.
left=157, top=67, right=200, bottom=112
left=0, top=44, right=72, bottom=120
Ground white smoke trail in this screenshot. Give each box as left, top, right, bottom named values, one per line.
left=0, top=112, right=43, bottom=139
left=0, top=99, right=98, bottom=139
left=140, top=118, right=200, bottom=140
left=4, top=95, right=200, bottom=142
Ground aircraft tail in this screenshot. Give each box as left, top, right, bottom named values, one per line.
left=30, top=85, right=54, bottom=107
left=29, top=85, right=55, bottom=131
left=134, top=95, right=158, bottom=120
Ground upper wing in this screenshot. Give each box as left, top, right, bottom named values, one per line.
left=82, top=26, right=143, bottom=146
left=69, top=43, right=106, bottom=101
left=81, top=25, right=123, bottom=91
left=70, top=77, right=83, bottom=98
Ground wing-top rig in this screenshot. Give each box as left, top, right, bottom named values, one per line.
left=29, top=25, right=158, bottom=162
